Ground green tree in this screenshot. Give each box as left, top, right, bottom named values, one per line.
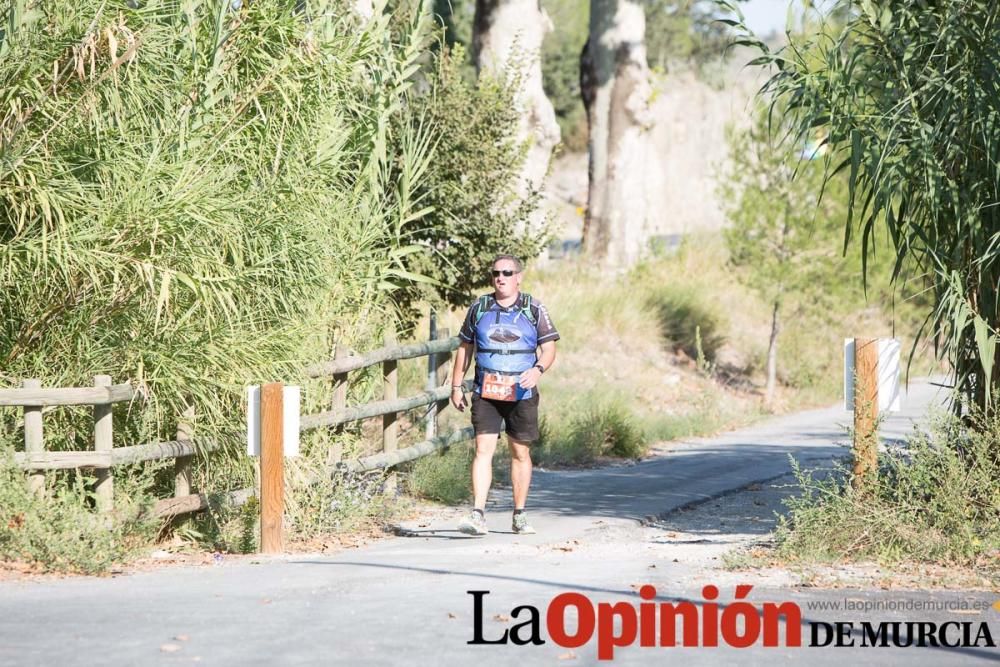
left=720, top=106, right=850, bottom=403
left=728, top=1, right=1000, bottom=416
left=397, top=44, right=550, bottom=313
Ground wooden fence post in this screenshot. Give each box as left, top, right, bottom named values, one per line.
left=260, top=382, right=284, bottom=553
left=23, top=378, right=44, bottom=497
left=852, top=337, right=879, bottom=489
left=383, top=331, right=398, bottom=493
left=93, top=375, right=114, bottom=513
left=328, top=345, right=349, bottom=466
left=425, top=312, right=438, bottom=441
left=174, top=405, right=195, bottom=498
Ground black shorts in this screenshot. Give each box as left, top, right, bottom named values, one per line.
left=471, top=392, right=540, bottom=443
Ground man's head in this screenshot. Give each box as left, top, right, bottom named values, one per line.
left=490, top=254, right=523, bottom=300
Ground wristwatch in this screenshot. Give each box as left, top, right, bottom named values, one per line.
left=534, top=364, right=545, bottom=374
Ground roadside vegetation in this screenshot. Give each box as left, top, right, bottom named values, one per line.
left=0, top=0, right=542, bottom=571
left=775, top=408, right=1000, bottom=572
left=722, top=0, right=1000, bottom=577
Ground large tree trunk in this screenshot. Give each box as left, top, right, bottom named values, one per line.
left=473, top=1, right=561, bottom=235
left=581, top=0, right=657, bottom=266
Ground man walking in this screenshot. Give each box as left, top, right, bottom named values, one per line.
left=450, top=254, right=559, bottom=536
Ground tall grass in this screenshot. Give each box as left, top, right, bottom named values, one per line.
left=0, top=1, right=467, bottom=567
left=0, top=2, right=434, bottom=455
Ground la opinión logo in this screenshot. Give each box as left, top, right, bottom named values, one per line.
left=469, top=585, right=799, bottom=659
left=467, top=586, right=997, bottom=660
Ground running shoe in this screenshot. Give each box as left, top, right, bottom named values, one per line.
left=458, top=510, right=488, bottom=536
left=512, top=512, right=536, bottom=535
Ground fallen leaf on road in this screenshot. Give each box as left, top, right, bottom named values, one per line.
left=448, top=613, right=456, bottom=619
left=648, top=564, right=656, bottom=568
left=160, top=644, right=181, bottom=653
left=493, top=614, right=509, bottom=622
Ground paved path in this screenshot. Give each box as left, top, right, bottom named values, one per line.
left=2, top=379, right=998, bottom=666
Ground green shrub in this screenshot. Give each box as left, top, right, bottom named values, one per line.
left=407, top=443, right=472, bottom=505
left=776, top=409, right=1000, bottom=568
left=0, top=455, right=157, bottom=574
left=398, top=43, right=550, bottom=314
left=287, top=470, right=401, bottom=541
left=648, top=285, right=727, bottom=362
left=539, top=402, right=647, bottom=465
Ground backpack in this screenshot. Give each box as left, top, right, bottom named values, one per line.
left=473, top=293, right=537, bottom=327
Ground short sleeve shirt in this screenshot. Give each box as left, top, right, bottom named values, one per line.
left=458, top=294, right=560, bottom=346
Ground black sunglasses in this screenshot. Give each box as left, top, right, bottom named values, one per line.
left=491, top=269, right=517, bottom=277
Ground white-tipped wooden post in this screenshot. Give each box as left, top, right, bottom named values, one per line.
left=260, top=382, right=284, bottom=553
left=93, top=375, right=114, bottom=513
left=852, top=338, right=879, bottom=488
left=383, top=332, right=398, bottom=494
left=23, top=379, right=44, bottom=497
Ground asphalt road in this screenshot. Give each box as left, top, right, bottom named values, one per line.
left=1, top=379, right=998, bottom=666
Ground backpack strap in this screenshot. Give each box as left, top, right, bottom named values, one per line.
left=519, top=293, right=537, bottom=326
left=473, top=294, right=494, bottom=325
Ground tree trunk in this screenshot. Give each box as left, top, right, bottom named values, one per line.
left=473, top=0, right=561, bottom=235
left=765, top=299, right=780, bottom=405
left=581, top=0, right=657, bottom=267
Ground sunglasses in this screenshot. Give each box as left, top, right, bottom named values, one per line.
left=491, top=269, right=517, bottom=277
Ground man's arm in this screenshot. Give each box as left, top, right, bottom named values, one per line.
left=450, top=341, right=474, bottom=411
left=518, top=340, right=556, bottom=390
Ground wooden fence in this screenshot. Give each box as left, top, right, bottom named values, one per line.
left=2, top=325, right=474, bottom=520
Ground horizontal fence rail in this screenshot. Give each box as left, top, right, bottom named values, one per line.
left=300, top=379, right=472, bottom=431
left=13, top=439, right=221, bottom=470
left=305, top=336, right=460, bottom=378
left=339, top=427, right=474, bottom=474
left=0, top=383, right=134, bottom=406
left=149, top=487, right=255, bottom=520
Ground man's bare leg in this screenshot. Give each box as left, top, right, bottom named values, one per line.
left=508, top=437, right=532, bottom=509
left=472, top=433, right=500, bottom=510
